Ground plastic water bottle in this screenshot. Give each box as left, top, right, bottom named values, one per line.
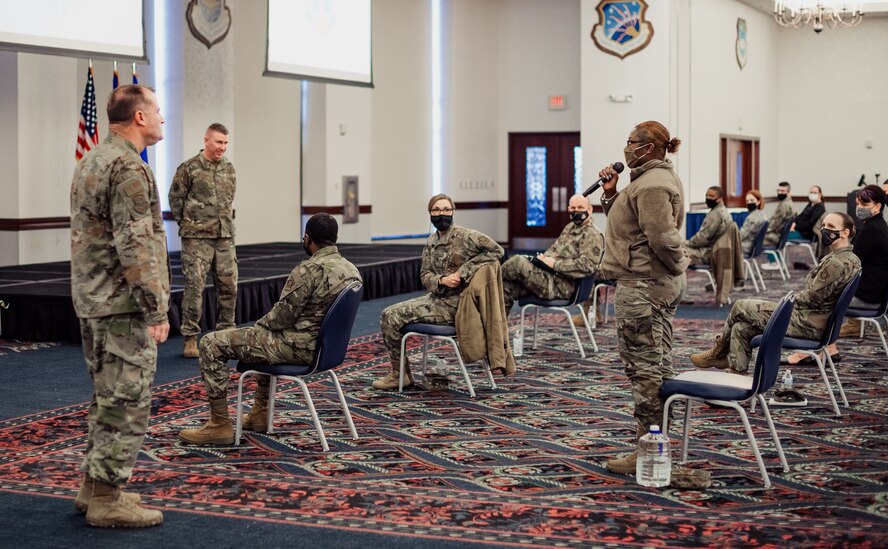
left=782, top=369, right=793, bottom=391
left=512, top=333, right=523, bottom=357
left=637, top=425, right=671, bottom=487
left=433, top=358, right=447, bottom=376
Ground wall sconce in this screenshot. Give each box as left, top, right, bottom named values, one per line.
left=609, top=94, right=633, bottom=103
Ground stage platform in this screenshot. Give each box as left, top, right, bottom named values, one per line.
left=0, top=242, right=424, bottom=343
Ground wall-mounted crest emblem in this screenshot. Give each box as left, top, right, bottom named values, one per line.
left=736, top=18, right=748, bottom=70
left=186, top=0, right=232, bottom=50
left=590, top=1, right=654, bottom=60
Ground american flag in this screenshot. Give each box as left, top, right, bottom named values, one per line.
left=75, top=66, right=98, bottom=161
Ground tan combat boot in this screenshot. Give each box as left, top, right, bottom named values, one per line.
left=84, top=478, right=163, bottom=528
left=243, top=384, right=270, bottom=433
left=571, top=302, right=591, bottom=327
left=178, top=398, right=234, bottom=445
left=690, top=335, right=729, bottom=369
left=75, top=474, right=140, bottom=513
left=839, top=318, right=862, bottom=338
left=372, top=368, right=413, bottom=390
left=606, top=425, right=647, bottom=474
left=183, top=336, right=199, bottom=358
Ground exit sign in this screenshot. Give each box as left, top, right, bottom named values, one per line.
left=548, top=95, right=566, bottom=110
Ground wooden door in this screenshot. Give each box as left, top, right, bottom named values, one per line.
left=720, top=136, right=759, bottom=207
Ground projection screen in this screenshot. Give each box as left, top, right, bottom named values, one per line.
left=0, top=0, right=146, bottom=61
left=266, top=0, right=373, bottom=87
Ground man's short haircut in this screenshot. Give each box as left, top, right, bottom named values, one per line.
left=707, top=186, right=723, bottom=198
left=778, top=181, right=791, bottom=191
left=305, top=213, right=338, bottom=247
left=107, top=85, right=154, bottom=124
left=207, top=123, right=229, bottom=135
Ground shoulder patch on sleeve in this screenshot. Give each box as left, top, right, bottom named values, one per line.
left=122, top=180, right=150, bottom=216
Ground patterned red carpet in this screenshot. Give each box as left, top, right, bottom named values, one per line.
left=2, top=315, right=887, bottom=547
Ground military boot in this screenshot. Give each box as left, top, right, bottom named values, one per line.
left=178, top=398, right=234, bottom=445
left=606, top=425, right=645, bottom=474
left=690, top=335, right=729, bottom=369
left=84, top=478, right=163, bottom=528
left=839, top=318, right=862, bottom=338
left=183, top=336, right=199, bottom=358
left=243, top=384, right=270, bottom=433
left=571, top=303, right=591, bottom=327
left=372, top=368, right=413, bottom=390
left=75, top=474, right=140, bottom=514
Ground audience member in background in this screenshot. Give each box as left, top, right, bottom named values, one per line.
left=739, top=189, right=768, bottom=256
left=881, top=181, right=888, bottom=196
left=373, top=194, right=503, bottom=390
left=789, top=185, right=826, bottom=242
left=683, top=186, right=731, bottom=266
left=169, top=123, right=238, bottom=358
left=692, top=212, right=860, bottom=374
left=595, top=121, right=688, bottom=475
left=178, top=214, right=361, bottom=445
left=502, top=194, right=603, bottom=314
left=761, top=181, right=795, bottom=270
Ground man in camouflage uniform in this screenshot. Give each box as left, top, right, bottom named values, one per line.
left=179, top=214, right=361, bottom=445
left=373, top=194, right=504, bottom=390
left=684, top=186, right=732, bottom=266
left=692, top=213, right=861, bottom=373
left=763, top=181, right=795, bottom=248
left=502, top=194, right=603, bottom=313
left=169, top=123, right=238, bottom=358
left=70, top=85, right=169, bottom=528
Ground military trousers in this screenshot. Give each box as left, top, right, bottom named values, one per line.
left=198, top=326, right=314, bottom=400
left=380, top=293, right=460, bottom=374
left=614, top=274, right=686, bottom=434
left=685, top=245, right=711, bottom=266
left=501, top=255, right=573, bottom=314
left=181, top=237, right=238, bottom=336
left=79, top=313, right=156, bottom=486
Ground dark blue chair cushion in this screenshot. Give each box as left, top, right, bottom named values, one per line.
left=660, top=379, right=752, bottom=401
left=517, top=296, right=572, bottom=307
left=846, top=307, right=882, bottom=318
left=750, top=334, right=820, bottom=351
left=236, top=361, right=313, bottom=377
left=688, top=264, right=710, bottom=271
left=401, top=323, right=457, bottom=337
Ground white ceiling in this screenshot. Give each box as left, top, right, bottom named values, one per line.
left=737, top=0, right=888, bottom=16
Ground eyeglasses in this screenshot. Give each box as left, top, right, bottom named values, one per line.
left=626, top=139, right=648, bottom=147
left=430, top=208, right=453, bottom=215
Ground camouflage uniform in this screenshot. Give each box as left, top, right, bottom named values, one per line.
left=169, top=152, right=237, bottom=335
left=600, top=158, right=689, bottom=433
left=70, top=134, right=170, bottom=485
left=502, top=219, right=603, bottom=313
left=721, top=246, right=860, bottom=374
left=379, top=226, right=503, bottom=374
left=197, top=246, right=361, bottom=398
left=764, top=198, right=794, bottom=247
left=739, top=208, right=768, bottom=256
left=684, top=202, right=732, bottom=265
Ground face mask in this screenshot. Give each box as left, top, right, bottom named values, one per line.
left=570, top=211, right=589, bottom=225
left=856, top=206, right=874, bottom=221
left=809, top=193, right=820, bottom=202
left=623, top=143, right=652, bottom=169
left=705, top=198, right=718, bottom=209
left=303, top=236, right=312, bottom=256
left=776, top=193, right=788, bottom=201
left=820, top=227, right=841, bottom=246
left=746, top=203, right=758, bottom=212
left=430, top=215, right=453, bottom=232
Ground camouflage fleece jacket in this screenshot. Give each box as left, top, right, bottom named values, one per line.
left=169, top=151, right=236, bottom=238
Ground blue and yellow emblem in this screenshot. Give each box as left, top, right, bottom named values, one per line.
left=591, top=1, right=654, bottom=60
left=736, top=18, right=748, bottom=70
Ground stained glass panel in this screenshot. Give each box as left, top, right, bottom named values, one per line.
left=526, top=146, right=547, bottom=227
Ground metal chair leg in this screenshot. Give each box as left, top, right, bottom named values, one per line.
left=330, top=371, right=358, bottom=440
left=292, top=377, right=329, bottom=452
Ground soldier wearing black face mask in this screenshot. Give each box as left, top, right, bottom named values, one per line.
left=500, top=194, right=604, bottom=314
left=683, top=186, right=731, bottom=266
left=763, top=181, right=795, bottom=248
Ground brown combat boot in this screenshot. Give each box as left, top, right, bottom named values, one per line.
left=606, top=425, right=646, bottom=474
left=690, top=335, right=729, bottom=369
left=372, top=369, right=413, bottom=390
left=178, top=398, right=234, bottom=445
left=839, top=318, right=862, bottom=339
left=183, top=336, right=199, bottom=358
left=75, top=474, right=140, bottom=514
left=84, top=478, right=163, bottom=528
left=243, top=384, right=270, bottom=433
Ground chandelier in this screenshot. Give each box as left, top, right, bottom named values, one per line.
left=774, top=2, right=864, bottom=32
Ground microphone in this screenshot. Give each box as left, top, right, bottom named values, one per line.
left=582, top=162, right=624, bottom=197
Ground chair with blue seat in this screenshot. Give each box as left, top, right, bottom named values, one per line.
left=844, top=285, right=888, bottom=357
left=743, top=222, right=769, bottom=293
left=762, top=216, right=795, bottom=281
left=398, top=323, right=498, bottom=397
left=590, top=278, right=616, bottom=328
left=785, top=234, right=818, bottom=266
left=233, top=282, right=363, bottom=450
left=750, top=270, right=861, bottom=417
left=660, top=293, right=795, bottom=489
left=517, top=274, right=598, bottom=358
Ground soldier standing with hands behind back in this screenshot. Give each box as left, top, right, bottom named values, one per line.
left=70, top=85, right=169, bottom=528
left=169, top=123, right=238, bottom=357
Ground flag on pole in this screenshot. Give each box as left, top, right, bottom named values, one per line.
left=75, top=65, right=99, bottom=161
left=132, top=63, right=149, bottom=163
left=112, top=60, right=119, bottom=89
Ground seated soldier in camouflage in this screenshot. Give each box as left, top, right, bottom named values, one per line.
left=373, top=194, right=504, bottom=390
left=179, top=214, right=362, bottom=445
left=683, top=186, right=732, bottom=266
left=691, top=212, right=860, bottom=374
left=501, top=194, right=604, bottom=315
